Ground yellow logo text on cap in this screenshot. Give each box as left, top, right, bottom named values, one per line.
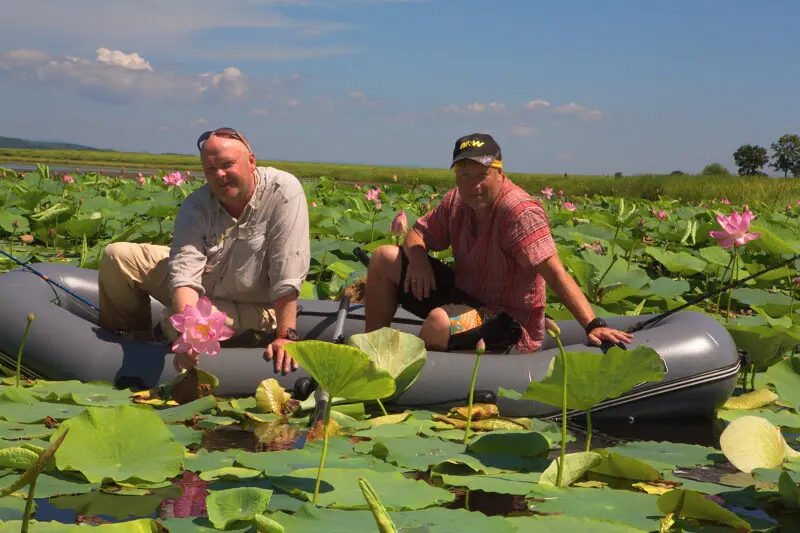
left=459, top=140, right=485, bottom=150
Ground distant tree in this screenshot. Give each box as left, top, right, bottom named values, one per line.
left=769, top=134, right=800, bottom=178
left=732, top=144, right=768, bottom=176
left=614, top=172, right=623, bottom=178
left=701, top=162, right=730, bottom=176
left=670, top=170, right=684, bottom=175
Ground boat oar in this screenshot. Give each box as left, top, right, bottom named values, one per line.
left=0, top=249, right=100, bottom=313
left=625, top=253, right=800, bottom=333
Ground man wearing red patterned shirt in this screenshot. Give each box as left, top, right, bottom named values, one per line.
left=364, top=132, right=633, bottom=352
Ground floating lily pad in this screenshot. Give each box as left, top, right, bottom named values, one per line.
left=717, top=408, right=800, bottom=429
left=540, top=451, right=602, bottom=486
left=603, top=441, right=721, bottom=472
left=272, top=468, right=455, bottom=510
left=185, top=449, right=239, bottom=472
left=26, top=380, right=134, bottom=407
left=0, top=420, right=54, bottom=441
left=236, top=446, right=378, bottom=476
left=353, top=420, right=437, bottom=439
left=658, top=488, right=751, bottom=531
left=466, top=430, right=552, bottom=458
left=0, top=387, right=85, bottom=423
left=206, top=487, right=272, bottom=530
left=0, top=497, right=26, bottom=521
left=507, top=515, right=647, bottom=533
left=49, top=486, right=182, bottom=520
left=589, top=450, right=663, bottom=482
left=434, top=471, right=543, bottom=494
left=157, top=395, right=218, bottom=424
left=52, top=405, right=186, bottom=483
left=168, top=424, right=203, bottom=447
left=199, top=467, right=263, bottom=481
left=353, top=435, right=464, bottom=471
left=269, top=503, right=516, bottom=533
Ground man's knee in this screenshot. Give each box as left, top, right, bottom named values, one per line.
left=368, top=245, right=401, bottom=282
left=101, top=242, right=142, bottom=269
left=420, top=307, right=450, bottom=350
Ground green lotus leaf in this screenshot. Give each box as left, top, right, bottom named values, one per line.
left=539, top=451, right=603, bottom=486
left=0, top=420, right=54, bottom=441
left=25, top=380, right=135, bottom=407
left=272, top=467, right=454, bottom=510
left=466, top=430, right=552, bottom=458
left=0, top=471, right=97, bottom=498
left=644, top=277, right=690, bottom=300
left=353, top=435, right=464, bottom=471
left=255, top=378, right=291, bottom=414
left=267, top=504, right=516, bottom=533
left=520, top=345, right=665, bottom=411
left=283, top=341, right=396, bottom=401
left=603, top=440, right=720, bottom=472
left=254, top=513, right=285, bottom=533
left=658, top=488, right=752, bottom=531
left=589, top=450, right=662, bottom=482
left=51, top=405, right=185, bottom=483
left=645, top=246, right=707, bottom=276
left=506, top=515, right=648, bottom=533
left=717, top=407, right=800, bottom=429
left=0, top=496, right=26, bottom=521
left=0, top=446, right=38, bottom=469
left=206, top=487, right=273, bottom=530
left=765, top=357, right=800, bottom=410
left=199, top=466, right=263, bottom=481
left=347, top=327, right=427, bottom=397
left=731, top=287, right=794, bottom=317
left=432, top=471, right=543, bottom=495
left=156, top=395, right=218, bottom=424
left=49, top=487, right=181, bottom=520
left=0, top=387, right=85, bottom=423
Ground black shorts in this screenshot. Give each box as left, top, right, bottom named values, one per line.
left=396, top=246, right=484, bottom=319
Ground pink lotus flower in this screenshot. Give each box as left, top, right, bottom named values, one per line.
left=655, top=210, right=668, bottom=220
left=365, top=189, right=380, bottom=203
left=137, top=175, right=146, bottom=186
left=558, top=190, right=564, bottom=197
left=709, top=210, right=761, bottom=248
left=390, top=211, right=408, bottom=237
left=476, top=338, right=486, bottom=354
left=563, top=202, right=576, bottom=211
left=162, top=171, right=186, bottom=187
left=392, top=174, right=398, bottom=182
left=720, top=198, right=730, bottom=205
left=169, top=297, right=234, bottom=356
left=61, top=175, right=74, bottom=185
left=794, top=277, right=800, bottom=286
left=541, top=188, right=553, bottom=200
left=310, top=201, right=317, bottom=208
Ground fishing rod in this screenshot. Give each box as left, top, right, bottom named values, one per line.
left=626, top=252, right=800, bottom=333
left=0, top=249, right=100, bottom=313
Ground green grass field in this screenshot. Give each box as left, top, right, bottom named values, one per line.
left=2, top=147, right=800, bottom=206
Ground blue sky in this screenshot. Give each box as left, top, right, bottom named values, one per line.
left=0, top=0, right=798, bottom=175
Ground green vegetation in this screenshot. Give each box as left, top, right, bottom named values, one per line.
left=0, top=137, right=107, bottom=152
left=0, top=164, right=799, bottom=530
left=732, top=133, right=800, bottom=178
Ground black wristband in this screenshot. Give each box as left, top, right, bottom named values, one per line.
left=585, top=318, right=608, bottom=335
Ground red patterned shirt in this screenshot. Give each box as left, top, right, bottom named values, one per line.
left=413, top=177, right=557, bottom=352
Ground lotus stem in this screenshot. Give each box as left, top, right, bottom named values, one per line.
left=555, top=334, right=568, bottom=487
left=593, top=254, right=618, bottom=303
left=376, top=398, right=388, bottom=417
left=312, top=399, right=333, bottom=505
left=464, top=489, right=470, bottom=511
left=21, top=477, right=37, bottom=533
left=750, top=364, right=756, bottom=392
left=16, top=313, right=35, bottom=387
left=725, top=248, right=738, bottom=323
left=585, top=410, right=592, bottom=452
left=716, top=252, right=736, bottom=314
left=463, top=350, right=483, bottom=446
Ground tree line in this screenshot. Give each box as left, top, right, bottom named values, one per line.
left=733, top=134, right=800, bottom=177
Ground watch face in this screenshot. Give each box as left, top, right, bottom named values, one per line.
left=281, top=328, right=299, bottom=341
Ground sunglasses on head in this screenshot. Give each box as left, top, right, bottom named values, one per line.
left=196, top=127, right=252, bottom=153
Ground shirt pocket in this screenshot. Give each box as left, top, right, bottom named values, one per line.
left=231, top=221, right=269, bottom=294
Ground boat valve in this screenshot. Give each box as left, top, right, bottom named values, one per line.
left=737, top=349, right=751, bottom=368
left=473, top=390, right=497, bottom=404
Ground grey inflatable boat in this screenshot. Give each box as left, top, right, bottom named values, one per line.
left=0, top=264, right=742, bottom=420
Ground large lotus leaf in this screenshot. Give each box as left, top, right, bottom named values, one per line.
left=658, top=489, right=751, bottom=531
left=236, top=446, right=379, bottom=476
left=0, top=446, right=38, bottom=469
left=0, top=420, right=54, bottom=440
left=353, top=435, right=464, bottom=471
left=731, top=288, right=794, bottom=317
left=255, top=378, right=292, bottom=414
left=527, top=485, right=661, bottom=532
left=719, top=415, right=796, bottom=474
left=602, top=441, right=720, bottom=472
left=272, top=467, right=454, bottom=510
left=353, top=420, right=437, bottom=439
left=157, top=395, right=218, bottom=423
left=749, top=220, right=800, bottom=255
left=0, top=497, right=26, bottom=522
left=206, top=487, right=273, bottom=530
left=466, top=430, right=552, bottom=458
left=644, top=277, right=690, bottom=300
left=717, top=408, right=800, bottom=429
left=49, top=489, right=180, bottom=520
left=283, top=341, right=395, bottom=400
left=765, top=358, right=800, bottom=410
left=431, top=453, right=549, bottom=477
left=51, top=405, right=186, bottom=483
left=434, top=471, right=543, bottom=494
left=539, top=451, right=602, bottom=486
left=0, top=387, right=85, bottom=423
left=185, top=449, right=240, bottom=472
left=268, top=504, right=516, bottom=533
left=0, top=471, right=97, bottom=498
left=507, top=515, right=647, bottom=533
left=589, top=450, right=662, bottom=482
left=727, top=323, right=799, bottom=369
left=698, top=246, right=731, bottom=268
left=520, top=345, right=665, bottom=411
left=645, top=246, right=707, bottom=276
left=26, top=380, right=134, bottom=407
left=347, top=327, right=427, bottom=396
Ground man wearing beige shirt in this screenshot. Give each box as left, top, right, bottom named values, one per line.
left=97, top=128, right=310, bottom=375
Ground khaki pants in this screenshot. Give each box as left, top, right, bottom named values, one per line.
left=98, top=242, right=275, bottom=341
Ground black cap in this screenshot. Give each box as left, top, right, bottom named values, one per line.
left=451, top=133, right=503, bottom=169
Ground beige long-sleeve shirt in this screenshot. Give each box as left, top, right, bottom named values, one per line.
left=168, top=166, right=310, bottom=304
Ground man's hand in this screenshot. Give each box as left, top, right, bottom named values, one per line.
left=173, top=349, right=199, bottom=372
left=265, top=338, right=298, bottom=375
left=587, top=327, right=633, bottom=347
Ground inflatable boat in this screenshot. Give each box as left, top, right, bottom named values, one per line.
left=0, top=263, right=743, bottom=420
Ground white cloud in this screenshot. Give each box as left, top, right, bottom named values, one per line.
left=552, top=102, right=604, bottom=120
left=287, top=98, right=303, bottom=107
left=440, top=104, right=460, bottom=112
left=510, top=126, right=536, bottom=137
left=189, top=118, right=209, bottom=127
left=523, top=99, right=550, bottom=109
left=0, top=48, right=250, bottom=104
left=466, top=102, right=485, bottom=112
left=250, top=109, right=270, bottom=117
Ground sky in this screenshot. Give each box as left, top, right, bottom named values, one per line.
left=0, top=0, right=799, bottom=176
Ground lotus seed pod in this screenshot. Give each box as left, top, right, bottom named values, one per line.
left=27, top=313, right=35, bottom=322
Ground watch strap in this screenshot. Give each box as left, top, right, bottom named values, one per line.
left=585, top=318, right=608, bottom=335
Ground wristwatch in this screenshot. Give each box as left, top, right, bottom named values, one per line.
left=277, top=327, right=299, bottom=341
left=584, top=318, right=608, bottom=335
